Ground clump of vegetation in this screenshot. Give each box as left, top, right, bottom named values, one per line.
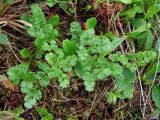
left=0, top=0, right=160, bottom=119
left=7, top=4, right=157, bottom=108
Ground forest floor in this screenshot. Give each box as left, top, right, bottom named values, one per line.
left=0, top=0, right=160, bottom=120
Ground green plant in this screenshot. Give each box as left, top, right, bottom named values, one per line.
left=13, top=106, right=25, bottom=120
left=6, top=4, right=60, bottom=109
left=102, top=0, right=160, bottom=106
left=107, top=51, right=157, bottom=103
left=0, top=34, right=8, bottom=44
left=150, top=85, right=160, bottom=119
left=37, top=107, right=53, bottom=120
left=152, top=85, right=160, bottom=109
left=0, top=30, right=8, bottom=44
left=93, top=0, right=159, bottom=52
left=7, top=4, right=157, bottom=109
left=120, top=0, right=160, bottom=49
left=45, top=0, right=75, bottom=13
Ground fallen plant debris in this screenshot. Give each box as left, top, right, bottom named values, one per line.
left=0, top=75, right=14, bottom=91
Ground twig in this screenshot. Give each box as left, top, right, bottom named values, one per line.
left=137, top=68, right=146, bottom=120
left=117, top=17, right=132, bottom=52
left=8, top=41, right=22, bottom=63
left=74, top=0, right=77, bottom=20
left=13, top=20, right=32, bottom=27
left=90, top=82, right=113, bottom=112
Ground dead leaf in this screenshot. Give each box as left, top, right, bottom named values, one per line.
left=0, top=111, right=15, bottom=120
left=0, top=75, right=14, bottom=91
left=114, top=4, right=124, bottom=12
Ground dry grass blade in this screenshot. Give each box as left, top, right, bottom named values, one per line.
left=0, top=19, right=31, bottom=35
left=8, top=21, right=24, bottom=29
left=14, top=20, right=32, bottom=27
left=90, top=82, right=113, bottom=112
left=0, top=111, right=15, bottom=120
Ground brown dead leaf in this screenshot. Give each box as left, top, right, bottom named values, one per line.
left=3, top=80, right=14, bottom=91
left=114, top=4, right=124, bottom=12
left=0, top=75, right=14, bottom=91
